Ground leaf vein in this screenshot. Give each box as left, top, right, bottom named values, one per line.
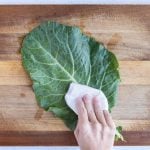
left=30, top=35, right=77, bottom=83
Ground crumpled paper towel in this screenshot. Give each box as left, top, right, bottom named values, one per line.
left=65, top=82, right=108, bottom=114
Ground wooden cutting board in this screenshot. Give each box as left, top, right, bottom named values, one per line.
left=0, top=5, right=150, bottom=146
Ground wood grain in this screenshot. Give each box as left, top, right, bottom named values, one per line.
left=0, top=5, right=149, bottom=145
left=0, top=6, right=149, bottom=60
left=0, top=85, right=149, bottom=131
left=0, top=131, right=78, bottom=146
left=0, top=131, right=150, bottom=146
left=0, top=32, right=149, bottom=60
left=0, top=85, right=150, bottom=145
left=0, top=6, right=149, bottom=34
left=0, top=60, right=149, bottom=85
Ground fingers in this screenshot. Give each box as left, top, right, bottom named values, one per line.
left=83, top=95, right=97, bottom=123
left=76, top=97, right=88, bottom=124
left=93, top=96, right=107, bottom=126
left=75, top=97, right=89, bottom=136
left=76, top=95, right=115, bottom=129
left=103, top=110, right=116, bottom=129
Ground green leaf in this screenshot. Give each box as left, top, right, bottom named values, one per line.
left=115, top=126, right=125, bottom=142
left=21, top=21, right=121, bottom=137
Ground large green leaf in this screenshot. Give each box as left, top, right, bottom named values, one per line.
left=21, top=21, right=120, bottom=131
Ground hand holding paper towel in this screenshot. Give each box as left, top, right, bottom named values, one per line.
left=65, top=83, right=108, bottom=114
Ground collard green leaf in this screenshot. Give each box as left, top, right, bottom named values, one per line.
left=115, top=126, right=125, bottom=141
left=21, top=21, right=120, bottom=131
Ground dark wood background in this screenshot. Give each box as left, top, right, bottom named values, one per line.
left=0, top=5, right=150, bottom=145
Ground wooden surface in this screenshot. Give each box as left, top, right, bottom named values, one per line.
left=0, top=5, right=150, bottom=145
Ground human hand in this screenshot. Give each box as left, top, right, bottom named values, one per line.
left=74, top=95, right=116, bottom=150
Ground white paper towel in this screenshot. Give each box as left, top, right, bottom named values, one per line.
left=65, top=82, right=108, bottom=114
